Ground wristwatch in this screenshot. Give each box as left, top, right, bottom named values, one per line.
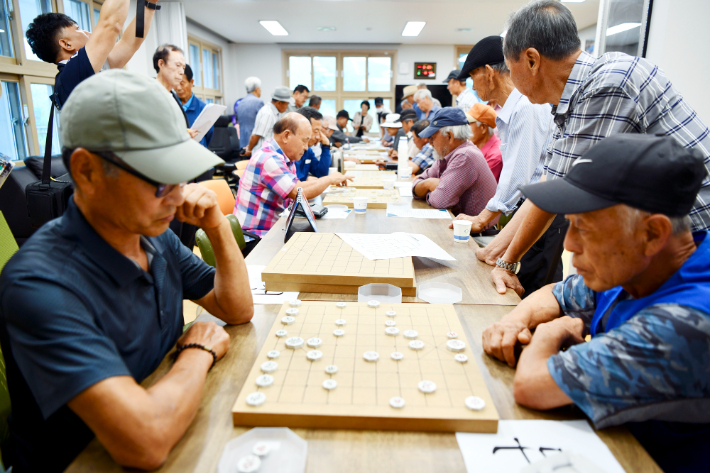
left=496, top=258, right=521, bottom=275
left=145, top=0, right=161, bottom=10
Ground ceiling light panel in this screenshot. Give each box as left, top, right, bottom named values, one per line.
left=402, top=21, right=426, bottom=37
left=260, top=20, right=288, bottom=36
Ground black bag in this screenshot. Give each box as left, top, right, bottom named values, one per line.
left=25, top=98, right=73, bottom=228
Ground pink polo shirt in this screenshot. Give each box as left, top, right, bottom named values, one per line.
left=478, top=134, right=503, bottom=182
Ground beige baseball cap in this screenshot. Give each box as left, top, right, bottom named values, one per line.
left=402, top=85, right=418, bottom=98
left=60, top=69, right=224, bottom=185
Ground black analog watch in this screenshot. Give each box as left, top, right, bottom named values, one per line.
left=496, top=258, right=521, bottom=275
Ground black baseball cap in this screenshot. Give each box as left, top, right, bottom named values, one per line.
left=443, top=70, right=464, bottom=83
left=418, top=107, right=468, bottom=139
left=458, top=36, right=505, bottom=81
left=397, top=109, right=418, bottom=122
left=374, top=97, right=384, bottom=106
left=336, top=110, right=351, bottom=120
left=520, top=134, right=707, bottom=217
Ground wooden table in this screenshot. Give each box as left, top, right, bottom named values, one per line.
left=247, top=193, right=520, bottom=306
left=67, top=184, right=659, bottom=472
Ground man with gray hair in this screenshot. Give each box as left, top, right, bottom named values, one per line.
left=243, top=86, right=291, bottom=157
left=412, top=108, right=498, bottom=221
left=235, top=76, right=264, bottom=149
left=480, top=0, right=710, bottom=298
left=413, top=88, right=441, bottom=120
left=483, top=134, right=710, bottom=472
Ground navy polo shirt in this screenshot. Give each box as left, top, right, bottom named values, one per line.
left=54, top=47, right=95, bottom=109
left=0, top=199, right=215, bottom=472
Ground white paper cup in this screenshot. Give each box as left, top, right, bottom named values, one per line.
left=353, top=196, right=368, bottom=213
left=383, top=177, right=395, bottom=189
left=399, top=167, right=412, bottom=179
left=453, top=220, right=473, bottom=243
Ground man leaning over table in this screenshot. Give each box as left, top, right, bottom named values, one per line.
left=0, top=70, right=254, bottom=472
left=480, top=0, right=710, bottom=297
left=412, top=108, right=498, bottom=225
left=483, top=134, right=710, bottom=473
left=235, top=113, right=353, bottom=238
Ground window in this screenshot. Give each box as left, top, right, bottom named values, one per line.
left=63, top=0, right=91, bottom=32
left=188, top=35, right=223, bottom=104
left=0, top=80, right=28, bottom=161
left=283, top=50, right=396, bottom=132
left=598, top=0, right=652, bottom=56
left=30, top=82, right=60, bottom=155
left=19, top=0, right=53, bottom=61
left=0, top=0, right=15, bottom=58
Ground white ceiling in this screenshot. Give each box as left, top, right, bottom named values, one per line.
left=182, top=0, right=601, bottom=45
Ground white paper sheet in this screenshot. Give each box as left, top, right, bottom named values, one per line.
left=321, top=208, right=352, bottom=219
left=456, top=420, right=625, bottom=473
left=335, top=232, right=455, bottom=261
left=398, top=187, right=413, bottom=197
left=248, top=265, right=299, bottom=304
left=191, top=104, right=227, bottom=142
left=386, top=204, right=452, bottom=219
left=393, top=181, right=411, bottom=188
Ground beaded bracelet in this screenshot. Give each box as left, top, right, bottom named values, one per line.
left=175, top=343, right=217, bottom=369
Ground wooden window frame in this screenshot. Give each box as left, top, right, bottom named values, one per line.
left=282, top=49, right=397, bottom=121
left=187, top=35, right=224, bottom=105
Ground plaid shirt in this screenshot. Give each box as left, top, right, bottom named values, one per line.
left=546, top=51, right=710, bottom=230
left=412, top=143, right=435, bottom=171
left=234, top=140, right=299, bottom=237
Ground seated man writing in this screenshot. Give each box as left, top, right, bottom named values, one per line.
left=235, top=113, right=352, bottom=238
left=294, top=107, right=331, bottom=181
left=410, top=120, right=433, bottom=175
left=0, top=70, right=253, bottom=472
left=483, top=134, right=709, bottom=473
left=412, top=108, right=498, bottom=225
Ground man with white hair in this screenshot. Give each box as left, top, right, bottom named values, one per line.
left=412, top=108, right=498, bottom=222
left=235, top=76, right=264, bottom=150
left=484, top=134, right=710, bottom=473
left=414, top=89, right=441, bottom=121
left=243, top=86, right=291, bottom=157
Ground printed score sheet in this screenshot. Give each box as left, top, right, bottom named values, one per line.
left=335, top=232, right=455, bottom=261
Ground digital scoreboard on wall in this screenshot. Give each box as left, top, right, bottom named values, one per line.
left=414, top=62, right=436, bottom=79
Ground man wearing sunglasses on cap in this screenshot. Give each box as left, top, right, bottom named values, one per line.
left=0, top=70, right=253, bottom=472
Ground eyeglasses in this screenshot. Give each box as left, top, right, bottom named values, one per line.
left=91, top=151, right=183, bottom=198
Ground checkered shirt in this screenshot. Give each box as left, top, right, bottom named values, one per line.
left=546, top=50, right=710, bottom=231
left=412, top=143, right=435, bottom=171
left=234, top=140, right=299, bottom=237
left=456, top=88, right=478, bottom=113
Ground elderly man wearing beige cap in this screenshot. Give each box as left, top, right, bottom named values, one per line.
left=466, top=103, right=502, bottom=181
left=0, top=69, right=253, bottom=471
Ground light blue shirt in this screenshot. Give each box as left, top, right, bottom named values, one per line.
left=236, top=93, right=265, bottom=149
left=485, top=88, right=553, bottom=215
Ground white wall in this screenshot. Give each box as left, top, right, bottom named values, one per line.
left=645, top=0, right=710, bottom=123
left=226, top=43, right=456, bottom=109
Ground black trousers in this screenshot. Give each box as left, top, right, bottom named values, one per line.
left=517, top=213, right=570, bottom=298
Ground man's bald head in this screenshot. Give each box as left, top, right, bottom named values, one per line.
left=274, top=112, right=312, bottom=162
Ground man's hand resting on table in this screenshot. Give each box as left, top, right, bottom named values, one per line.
left=449, top=214, right=486, bottom=232
left=483, top=319, right=531, bottom=367
left=413, top=178, right=440, bottom=197
left=177, top=321, right=230, bottom=362
left=330, top=172, right=355, bottom=187
left=491, top=266, right=524, bottom=297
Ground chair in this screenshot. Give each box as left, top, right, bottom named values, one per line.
left=208, top=115, right=241, bottom=163
left=195, top=214, right=260, bottom=263
left=0, top=166, right=42, bottom=246
left=197, top=179, right=235, bottom=216
left=0, top=212, right=17, bottom=471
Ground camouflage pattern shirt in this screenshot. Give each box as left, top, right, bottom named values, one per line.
left=547, top=274, right=710, bottom=429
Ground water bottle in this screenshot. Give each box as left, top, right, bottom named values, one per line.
left=397, top=136, right=409, bottom=178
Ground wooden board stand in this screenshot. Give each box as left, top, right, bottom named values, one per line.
left=323, top=187, right=401, bottom=209
left=232, top=301, right=500, bottom=433
left=345, top=170, right=396, bottom=189
left=262, top=232, right=415, bottom=290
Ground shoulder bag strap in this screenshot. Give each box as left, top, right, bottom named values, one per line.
left=41, top=96, right=55, bottom=185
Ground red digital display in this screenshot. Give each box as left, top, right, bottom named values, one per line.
left=413, top=62, right=437, bottom=80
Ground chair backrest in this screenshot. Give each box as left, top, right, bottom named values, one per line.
left=236, top=160, right=249, bottom=171
left=208, top=115, right=241, bottom=163
left=0, top=212, right=19, bottom=273
left=0, top=166, right=40, bottom=246
left=195, top=214, right=247, bottom=266
left=0, top=212, right=16, bottom=465
left=197, top=179, right=235, bottom=216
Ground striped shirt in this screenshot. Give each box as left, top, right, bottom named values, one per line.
left=485, top=88, right=553, bottom=215
left=234, top=140, right=299, bottom=237
left=412, top=143, right=435, bottom=171
left=456, top=88, right=478, bottom=113
left=251, top=102, right=282, bottom=151
left=546, top=50, right=710, bottom=230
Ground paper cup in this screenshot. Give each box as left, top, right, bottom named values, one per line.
left=399, top=167, right=412, bottom=179
left=453, top=220, right=473, bottom=243
left=383, top=177, right=395, bottom=190
left=353, top=196, right=368, bottom=214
